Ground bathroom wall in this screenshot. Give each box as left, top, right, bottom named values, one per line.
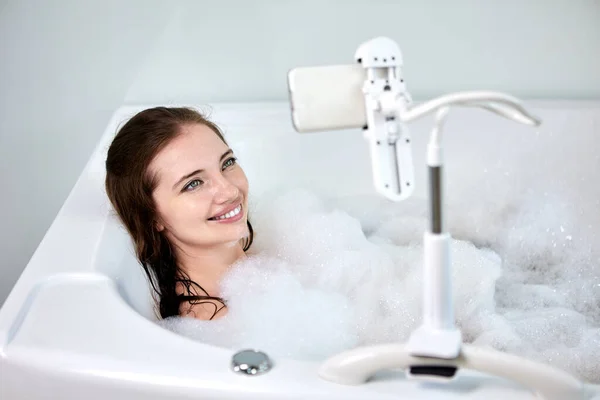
left=1, top=0, right=599, bottom=305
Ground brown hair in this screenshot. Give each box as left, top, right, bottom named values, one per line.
left=105, top=106, right=253, bottom=319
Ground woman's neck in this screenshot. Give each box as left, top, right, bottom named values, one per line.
left=174, top=242, right=246, bottom=295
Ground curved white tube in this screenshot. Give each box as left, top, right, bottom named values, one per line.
left=411, top=91, right=541, bottom=165
left=398, top=90, right=542, bottom=127
left=477, top=102, right=539, bottom=126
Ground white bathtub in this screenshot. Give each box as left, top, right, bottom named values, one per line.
left=1, top=101, right=600, bottom=399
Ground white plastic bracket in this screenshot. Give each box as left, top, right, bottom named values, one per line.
left=355, top=37, right=414, bottom=202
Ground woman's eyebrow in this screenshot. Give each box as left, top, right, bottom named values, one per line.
left=220, top=149, right=233, bottom=160
left=173, top=150, right=235, bottom=190
left=173, top=169, right=203, bottom=189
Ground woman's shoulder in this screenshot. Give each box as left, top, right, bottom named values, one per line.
left=175, top=278, right=228, bottom=320
left=179, top=299, right=227, bottom=320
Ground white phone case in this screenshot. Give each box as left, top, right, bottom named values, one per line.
left=287, top=64, right=368, bottom=132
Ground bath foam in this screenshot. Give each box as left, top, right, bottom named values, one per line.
left=158, top=185, right=600, bottom=383
left=161, top=255, right=359, bottom=361
left=160, top=123, right=600, bottom=383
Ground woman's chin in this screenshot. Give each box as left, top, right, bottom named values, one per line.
left=217, top=222, right=249, bottom=243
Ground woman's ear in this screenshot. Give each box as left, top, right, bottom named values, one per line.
left=155, top=220, right=165, bottom=232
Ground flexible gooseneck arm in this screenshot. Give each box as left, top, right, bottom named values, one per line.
left=397, top=90, right=541, bottom=126
left=400, top=91, right=542, bottom=168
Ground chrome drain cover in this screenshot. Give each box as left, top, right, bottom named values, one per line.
left=231, top=349, right=273, bottom=376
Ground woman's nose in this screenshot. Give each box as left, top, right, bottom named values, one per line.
left=213, top=176, right=239, bottom=203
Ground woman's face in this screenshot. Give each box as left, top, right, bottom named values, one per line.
left=148, top=123, right=249, bottom=250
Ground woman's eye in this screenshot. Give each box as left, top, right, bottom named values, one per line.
left=184, top=179, right=203, bottom=191
left=222, top=157, right=237, bottom=170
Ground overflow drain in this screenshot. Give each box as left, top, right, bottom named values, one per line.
left=231, top=349, right=273, bottom=376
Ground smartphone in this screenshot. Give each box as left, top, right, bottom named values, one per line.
left=287, top=64, right=368, bottom=132
left=286, top=63, right=415, bottom=202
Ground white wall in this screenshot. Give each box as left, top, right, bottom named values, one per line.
left=1, top=0, right=599, bottom=305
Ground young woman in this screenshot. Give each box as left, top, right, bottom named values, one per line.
left=105, top=107, right=254, bottom=320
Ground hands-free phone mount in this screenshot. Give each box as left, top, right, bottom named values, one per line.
left=290, top=36, right=585, bottom=400
left=354, top=37, right=414, bottom=202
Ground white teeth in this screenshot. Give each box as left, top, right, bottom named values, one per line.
left=214, top=205, right=241, bottom=220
